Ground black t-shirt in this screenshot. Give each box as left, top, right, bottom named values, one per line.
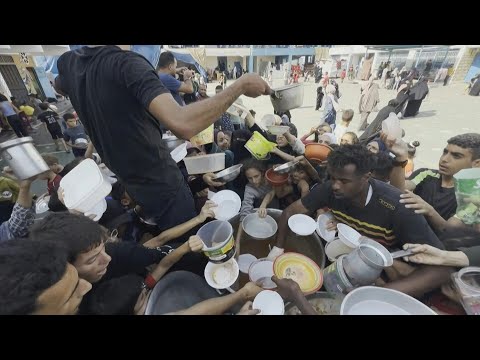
left=57, top=46, right=182, bottom=201
left=301, top=179, right=444, bottom=250
left=409, top=168, right=457, bottom=220
left=38, top=110, right=61, bottom=130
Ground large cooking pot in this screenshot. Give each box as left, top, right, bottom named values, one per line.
left=0, top=137, right=49, bottom=180
left=228, top=208, right=325, bottom=270
left=270, top=84, right=304, bottom=113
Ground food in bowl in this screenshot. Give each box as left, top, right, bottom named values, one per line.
left=285, top=294, right=342, bottom=315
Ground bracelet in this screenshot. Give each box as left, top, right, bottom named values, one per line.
left=144, top=274, right=157, bottom=290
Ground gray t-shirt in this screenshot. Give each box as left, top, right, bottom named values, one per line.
left=63, top=124, right=88, bottom=144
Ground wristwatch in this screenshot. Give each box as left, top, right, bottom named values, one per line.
left=392, top=158, right=408, bottom=168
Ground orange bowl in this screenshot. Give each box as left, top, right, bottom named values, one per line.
left=305, top=143, right=333, bottom=164
left=265, top=168, right=289, bottom=186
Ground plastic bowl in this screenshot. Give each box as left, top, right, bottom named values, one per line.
left=170, top=142, right=188, bottom=163
left=183, top=153, right=225, bottom=175
left=304, top=143, right=332, bottom=164
left=210, top=190, right=241, bottom=221
left=316, top=213, right=336, bottom=242
left=265, top=168, right=289, bottom=186
left=249, top=258, right=276, bottom=290
left=253, top=290, right=285, bottom=315
left=337, top=223, right=361, bottom=248
left=273, top=252, right=323, bottom=295
left=204, top=258, right=239, bottom=289
left=325, top=239, right=353, bottom=262
left=273, top=160, right=298, bottom=174
left=242, top=213, right=278, bottom=240
left=214, top=164, right=243, bottom=183
left=288, top=214, right=317, bottom=236
left=267, top=125, right=290, bottom=135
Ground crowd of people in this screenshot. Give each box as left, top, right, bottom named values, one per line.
left=0, top=45, right=479, bottom=315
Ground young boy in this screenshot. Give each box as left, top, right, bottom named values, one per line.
left=40, top=155, right=63, bottom=195
left=333, top=109, right=354, bottom=141
left=37, top=103, right=69, bottom=152
left=63, top=113, right=89, bottom=157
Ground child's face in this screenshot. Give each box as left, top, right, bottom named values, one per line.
left=276, top=135, right=288, bottom=147
left=217, top=132, right=230, bottom=151
left=245, top=168, right=264, bottom=188
left=66, top=119, right=77, bottom=128
left=292, top=170, right=307, bottom=184
left=341, top=133, right=355, bottom=146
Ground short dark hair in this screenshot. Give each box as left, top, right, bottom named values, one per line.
left=327, top=144, right=374, bottom=176
left=158, top=51, right=176, bottom=69
left=0, top=93, right=8, bottom=102
left=447, top=133, right=480, bottom=160
left=111, top=181, right=127, bottom=202
left=372, top=152, right=394, bottom=182
left=215, top=85, right=223, bottom=91
left=85, top=274, right=143, bottom=315
left=63, top=113, right=76, bottom=121
left=42, top=154, right=59, bottom=166
left=0, top=239, right=69, bottom=315
left=39, top=102, right=50, bottom=110
left=243, top=158, right=267, bottom=174
left=29, top=213, right=108, bottom=262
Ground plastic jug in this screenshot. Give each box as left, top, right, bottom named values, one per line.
left=381, top=112, right=403, bottom=141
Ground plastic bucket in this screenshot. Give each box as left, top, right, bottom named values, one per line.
left=197, top=220, right=236, bottom=264
left=322, top=255, right=354, bottom=295
left=244, top=131, right=277, bottom=160
left=190, top=124, right=214, bottom=147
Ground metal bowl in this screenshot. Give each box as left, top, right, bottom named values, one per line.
left=273, top=160, right=298, bottom=174
left=213, top=164, right=243, bottom=183
left=163, top=135, right=186, bottom=152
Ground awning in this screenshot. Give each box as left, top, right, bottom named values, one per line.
left=364, top=45, right=451, bottom=52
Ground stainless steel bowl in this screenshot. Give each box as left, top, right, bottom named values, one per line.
left=214, top=164, right=243, bottom=183
left=163, top=135, right=186, bottom=152
left=273, top=160, right=298, bottom=174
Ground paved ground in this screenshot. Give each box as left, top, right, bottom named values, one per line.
left=213, top=75, right=480, bottom=171
left=4, top=74, right=479, bottom=197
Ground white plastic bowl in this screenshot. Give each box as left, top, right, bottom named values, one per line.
left=204, top=258, right=239, bottom=289
left=210, top=190, right=241, bottom=221
left=288, top=214, right=317, bottom=236
left=84, top=198, right=107, bottom=222
left=341, top=286, right=437, bottom=315
left=325, top=239, right=353, bottom=262
left=316, top=213, right=336, bottom=242
left=183, top=153, right=225, bottom=175
left=238, top=254, right=258, bottom=274
left=170, top=142, right=188, bottom=163
left=267, top=125, right=290, bottom=135
left=337, top=223, right=361, bottom=248
left=242, top=213, right=278, bottom=239
left=60, top=159, right=112, bottom=213
left=253, top=290, right=285, bottom=315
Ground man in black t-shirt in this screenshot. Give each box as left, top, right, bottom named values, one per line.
left=387, top=133, right=480, bottom=233
left=268, top=145, right=452, bottom=299
left=37, top=103, right=69, bottom=152
left=55, top=46, right=270, bottom=232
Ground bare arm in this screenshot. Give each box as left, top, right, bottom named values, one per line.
left=271, top=147, right=295, bottom=162
left=259, top=190, right=275, bottom=209
left=297, top=180, right=310, bottom=198
left=144, top=201, right=216, bottom=248
left=16, top=180, right=33, bottom=209
left=403, top=243, right=470, bottom=267
left=383, top=264, right=453, bottom=299
left=178, top=78, right=194, bottom=94
left=85, top=142, right=95, bottom=160
left=275, top=199, right=310, bottom=249
left=171, top=282, right=262, bottom=315
left=148, top=74, right=270, bottom=140
left=149, top=236, right=203, bottom=283
left=380, top=132, right=409, bottom=191
left=294, top=156, right=321, bottom=183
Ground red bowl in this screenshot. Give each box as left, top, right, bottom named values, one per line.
left=265, top=168, right=289, bottom=186
left=305, top=143, right=333, bottom=164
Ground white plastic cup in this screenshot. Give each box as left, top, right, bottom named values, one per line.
left=248, top=258, right=276, bottom=289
